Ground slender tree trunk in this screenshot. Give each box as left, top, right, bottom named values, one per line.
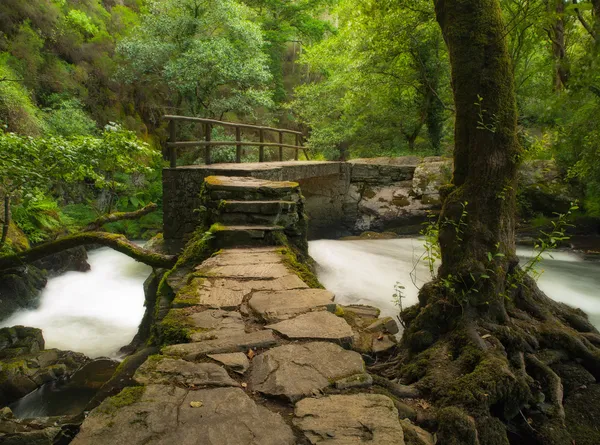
left=0, top=196, right=9, bottom=247
left=548, top=0, right=570, bottom=90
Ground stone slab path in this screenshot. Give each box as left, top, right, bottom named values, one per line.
left=72, top=247, right=421, bottom=445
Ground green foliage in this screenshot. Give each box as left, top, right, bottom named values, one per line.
left=291, top=0, right=451, bottom=159
left=44, top=98, right=97, bottom=137
left=12, top=193, right=66, bottom=243
left=117, top=0, right=274, bottom=119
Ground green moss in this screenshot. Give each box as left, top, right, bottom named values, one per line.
left=99, top=386, right=146, bottom=414
left=392, top=196, right=410, bottom=207
left=172, top=277, right=204, bottom=307
left=158, top=309, right=194, bottom=345
left=437, top=407, right=479, bottom=445
left=362, top=187, right=376, bottom=199
left=276, top=246, right=323, bottom=289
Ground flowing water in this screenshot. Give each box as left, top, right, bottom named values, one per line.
left=0, top=247, right=151, bottom=358
left=309, top=238, right=600, bottom=329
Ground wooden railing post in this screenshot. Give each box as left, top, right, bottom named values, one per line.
left=169, top=119, right=177, bottom=168
left=259, top=128, right=265, bottom=162
left=205, top=123, right=212, bottom=165
left=278, top=131, right=283, bottom=161
left=294, top=133, right=299, bottom=161
left=301, top=134, right=310, bottom=160
left=235, top=126, right=242, bottom=163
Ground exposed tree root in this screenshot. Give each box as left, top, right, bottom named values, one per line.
left=0, top=232, right=177, bottom=271
left=388, top=273, right=600, bottom=445
left=83, top=203, right=159, bottom=232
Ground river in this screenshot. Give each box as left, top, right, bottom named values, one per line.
left=309, top=238, right=600, bottom=330
left=0, top=247, right=151, bottom=358
left=1, top=239, right=598, bottom=359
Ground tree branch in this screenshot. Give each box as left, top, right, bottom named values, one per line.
left=0, top=232, right=177, bottom=272
left=573, top=0, right=598, bottom=40
left=83, top=203, right=159, bottom=232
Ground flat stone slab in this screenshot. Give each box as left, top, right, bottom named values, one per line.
left=249, top=289, right=336, bottom=322
left=266, top=311, right=354, bottom=344
left=134, top=358, right=238, bottom=388
left=249, top=342, right=365, bottom=401
left=196, top=262, right=292, bottom=280
left=188, top=310, right=245, bottom=339
left=163, top=330, right=278, bottom=361
left=72, top=385, right=295, bottom=445
left=208, top=352, right=250, bottom=374
left=173, top=275, right=308, bottom=309
left=294, top=394, right=405, bottom=444
left=201, top=249, right=283, bottom=266
left=205, top=175, right=299, bottom=192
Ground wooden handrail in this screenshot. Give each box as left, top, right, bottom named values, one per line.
left=163, top=115, right=303, bottom=136
left=164, top=115, right=308, bottom=167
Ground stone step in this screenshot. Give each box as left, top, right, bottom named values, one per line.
left=206, top=176, right=301, bottom=202
left=219, top=200, right=297, bottom=215
left=219, top=211, right=299, bottom=228
left=213, top=224, right=285, bottom=248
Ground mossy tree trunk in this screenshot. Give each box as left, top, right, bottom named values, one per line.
left=435, top=0, right=520, bottom=324
left=388, top=1, right=600, bottom=444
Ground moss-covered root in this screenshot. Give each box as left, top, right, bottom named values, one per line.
left=0, top=231, right=177, bottom=271
left=395, top=280, right=600, bottom=445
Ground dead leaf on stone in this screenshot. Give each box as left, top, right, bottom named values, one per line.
left=247, top=349, right=256, bottom=359
left=481, top=334, right=491, bottom=339
left=190, top=401, right=203, bottom=408
left=416, top=399, right=431, bottom=410
left=377, top=334, right=384, bottom=340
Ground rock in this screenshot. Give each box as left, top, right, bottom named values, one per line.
left=200, top=248, right=283, bottom=267
left=207, top=353, right=250, bottom=375
left=411, top=158, right=452, bottom=203
left=518, top=159, right=576, bottom=217
left=33, top=246, right=90, bottom=275
left=0, top=267, right=47, bottom=322
left=195, top=262, right=292, bottom=280
left=342, top=305, right=380, bottom=319
left=365, top=317, right=400, bottom=335
left=249, top=342, right=365, bottom=401
left=188, top=310, right=246, bottom=339
left=372, top=335, right=398, bottom=354
left=72, top=385, right=295, bottom=445
left=294, top=394, right=405, bottom=444
left=0, top=427, right=63, bottom=445
left=134, top=357, right=238, bottom=387
left=0, top=346, right=89, bottom=407
left=400, top=420, right=435, bottom=445
left=162, top=330, right=278, bottom=361
left=266, top=312, right=354, bottom=345
left=249, top=289, right=336, bottom=322
left=68, top=358, right=118, bottom=390
left=173, top=275, right=309, bottom=309
left=0, top=326, right=45, bottom=358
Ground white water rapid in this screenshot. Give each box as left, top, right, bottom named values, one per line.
left=0, top=247, right=151, bottom=358
left=309, top=238, right=600, bottom=330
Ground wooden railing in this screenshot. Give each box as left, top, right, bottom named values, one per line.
left=164, top=115, right=308, bottom=167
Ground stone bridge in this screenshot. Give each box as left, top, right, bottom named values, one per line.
left=163, top=157, right=449, bottom=246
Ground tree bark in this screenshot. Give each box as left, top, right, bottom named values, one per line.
left=435, top=0, right=520, bottom=313
left=547, top=0, right=570, bottom=89
left=386, top=1, right=600, bottom=444
left=0, top=232, right=177, bottom=271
